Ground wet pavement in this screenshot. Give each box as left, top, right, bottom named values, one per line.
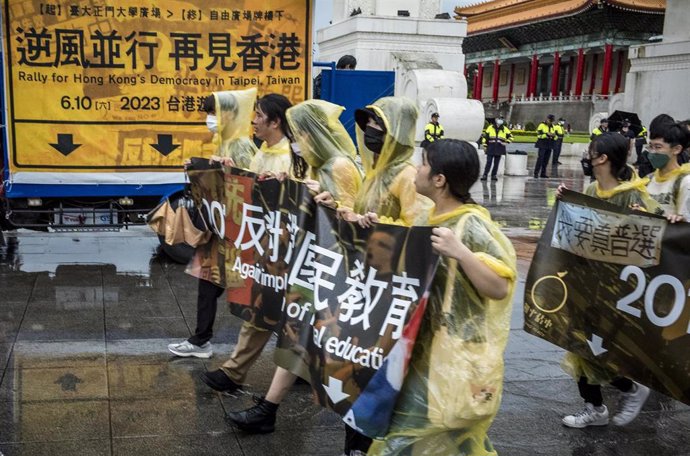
left=1, top=154, right=689, bottom=455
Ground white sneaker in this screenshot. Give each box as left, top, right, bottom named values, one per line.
left=612, top=382, right=650, bottom=426
left=167, top=340, right=213, bottom=358
left=562, top=403, right=609, bottom=428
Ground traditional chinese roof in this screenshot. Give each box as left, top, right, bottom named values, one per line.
left=455, top=0, right=665, bottom=35
left=456, top=0, right=665, bottom=54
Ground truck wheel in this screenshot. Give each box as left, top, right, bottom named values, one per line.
left=157, top=235, right=195, bottom=264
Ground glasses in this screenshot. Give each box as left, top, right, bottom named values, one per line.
left=646, top=142, right=668, bottom=152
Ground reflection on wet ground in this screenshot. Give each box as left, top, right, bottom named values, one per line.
left=1, top=155, right=688, bottom=455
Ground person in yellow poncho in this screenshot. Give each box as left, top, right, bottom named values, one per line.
left=368, top=138, right=517, bottom=456
left=205, top=88, right=260, bottom=170
left=557, top=133, right=660, bottom=429
left=224, top=99, right=364, bottom=434
left=168, top=88, right=261, bottom=359
left=338, top=96, right=431, bottom=228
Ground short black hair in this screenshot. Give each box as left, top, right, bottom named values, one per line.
left=336, top=55, right=357, bottom=69
left=424, top=139, right=479, bottom=203
left=201, top=95, right=215, bottom=113
left=649, top=114, right=690, bottom=149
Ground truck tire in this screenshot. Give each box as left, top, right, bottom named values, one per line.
left=157, top=235, right=195, bottom=264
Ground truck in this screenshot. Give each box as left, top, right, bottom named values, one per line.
left=0, top=0, right=313, bottom=262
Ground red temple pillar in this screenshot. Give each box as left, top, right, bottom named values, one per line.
left=476, top=62, right=484, bottom=100
left=575, top=48, right=585, bottom=96
left=601, top=44, right=613, bottom=96
left=528, top=54, right=539, bottom=97
left=614, top=50, right=625, bottom=93
left=550, top=51, right=560, bottom=97
left=508, top=63, right=515, bottom=101
left=566, top=56, right=575, bottom=95
left=492, top=59, right=500, bottom=103
left=588, top=53, right=598, bottom=95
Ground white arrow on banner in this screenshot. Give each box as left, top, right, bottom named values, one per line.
left=323, top=376, right=350, bottom=404
left=587, top=334, right=608, bottom=356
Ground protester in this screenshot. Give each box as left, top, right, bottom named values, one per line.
left=645, top=114, right=690, bottom=222
left=187, top=94, right=293, bottom=391
left=314, top=96, right=428, bottom=455
left=224, top=99, right=363, bottom=434
left=167, top=88, right=259, bottom=359
left=422, top=112, right=444, bottom=148
left=557, top=133, right=659, bottom=428
left=534, top=114, right=556, bottom=178
left=368, top=138, right=517, bottom=455
left=481, top=116, right=512, bottom=181
left=552, top=117, right=566, bottom=165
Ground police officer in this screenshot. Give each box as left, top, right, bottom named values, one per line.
left=481, top=116, right=513, bottom=181
left=634, top=125, right=648, bottom=165
left=590, top=117, right=609, bottom=140
left=423, top=112, right=444, bottom=147
left=534, top=114, right=556, bottom=178
left=552, top=117, right=566, bottom=165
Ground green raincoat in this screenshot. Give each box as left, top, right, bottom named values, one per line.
left=353, top=97, right=431, bottom=226
left=212, top=88, right=259, bottom=170
left=369, top=204, right=517, bottom=456
left=286, top=99, right=362, bottom=207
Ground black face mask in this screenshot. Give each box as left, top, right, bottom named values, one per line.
left=364, top=126, right=385, bottom=154
left=581, top=158, right=593, bottom=176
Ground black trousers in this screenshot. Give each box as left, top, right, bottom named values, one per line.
left=188, top=279, right=224, bottom=346
left=483, top=155, right=502, bottom=177
left=552, top=141, right=563, bottom=164
left=344, top=425, right=372, bottom=454
left=534, top=147, right=552, bottom=177
left=577, top=375, right=634, bottom=406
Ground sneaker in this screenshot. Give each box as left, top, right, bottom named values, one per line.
left=480, top=175, right=488, bottom=181
left=612, top=382, right=650, bottom=426
left=226, top=397, right=278, bottom=434
left=491, top=175, right=498, bottom=181
left=200, top=369, right=241, bottom=393
left=167, top=340, right=213, bottom=358
left=562, top=403, right=609, bottom=428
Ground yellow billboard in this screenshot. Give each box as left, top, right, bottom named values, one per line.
left=2, top=0, right=312, bottom=172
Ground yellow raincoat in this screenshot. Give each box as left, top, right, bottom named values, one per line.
left=370, top=204, right=517, bottom=456
left=562, top=177, right=661, bottom=383
left=353, top=97, right=430, bottom=226
left=249, top=136, right=292, bottom=175
left=211, top=88, right=259, bottom=170
left=286, top=99, right=362, bottom=207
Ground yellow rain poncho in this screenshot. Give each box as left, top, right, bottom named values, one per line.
left=562, top=177, right=661, bottom=383
left=286, top=99, right=362, bottom=207
left=354, top=97, right=430, bottom=226
left=370, top=204, right=517, bottom=456
left=212, top=88, right=259, bottom=170
left=248, top=136, right=292, bottom=175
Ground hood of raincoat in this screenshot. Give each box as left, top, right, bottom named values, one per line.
left=286, top=99, right=357, bottom=168
left=355, top=97, right=418, bottom=180
left=212, top=88, right=259, bottom=169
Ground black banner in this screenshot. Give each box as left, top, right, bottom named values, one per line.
left=525, top=190, right=690, bottom=404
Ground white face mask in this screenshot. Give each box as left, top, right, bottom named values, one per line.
left=290, top=142, right=302, bottom=156
left=559, top=121, right=565, bottom=125
left=206, top=115, right=218, bottom=133
left=496, top=119, right=504, bottom=126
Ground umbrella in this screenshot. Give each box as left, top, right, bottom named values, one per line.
left=607, top=110, right=643, bottom=136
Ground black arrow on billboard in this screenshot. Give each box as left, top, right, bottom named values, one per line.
left=50, top=134, right=81, bottom=156
left=151, top=134, right=180, bottom=156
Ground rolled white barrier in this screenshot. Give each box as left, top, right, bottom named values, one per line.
left=422, top=97, right=485, bottom=143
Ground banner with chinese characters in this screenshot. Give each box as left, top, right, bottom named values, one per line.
left=2, top=0, right=311, bottom=172
left=187, top=165, right=440, bottom=415
left=525, top=190, right=690, bottom=405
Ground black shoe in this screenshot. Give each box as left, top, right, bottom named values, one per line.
left=540, top=174, right=549, bottom=179
left=533, top=174, right=539, bottom=178
left=491, top=175, right=498, bottom=181
left=226, top=397, right=278, bottom=434
left=480, top=175, right=487, bottom=181
left=557, top=161, right=563, bottom=165
left=200, top=369, right=241, bottom=394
